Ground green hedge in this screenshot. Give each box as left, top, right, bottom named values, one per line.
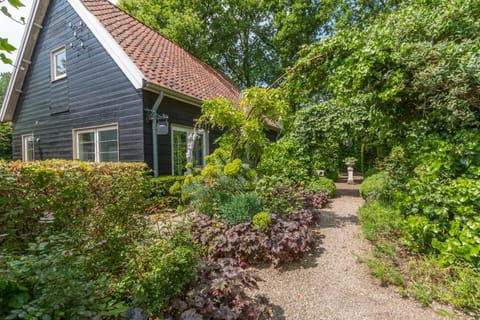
left=150, top=175, right=185, bottom=208
left=359, top=171, right=390, bottom=201
left=0, top=160, right=150, bottom=249
left=0, top=160, right=198, bottom=319
left=305, top=177, right=336, bottom=197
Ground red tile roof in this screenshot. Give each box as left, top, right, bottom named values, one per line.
left=80, top=0, right=241, bottom=104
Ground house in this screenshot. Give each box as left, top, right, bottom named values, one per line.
left=0, top=0, right=241, bottom=176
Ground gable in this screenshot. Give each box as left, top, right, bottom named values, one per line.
left=1, top=0, right=241, bottom=122
left=1, top=0, right=144, bottom=122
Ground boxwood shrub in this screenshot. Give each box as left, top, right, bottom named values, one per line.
left=359, top=171, right=391, bottom=201
left=305, top=177, right=336, bottom=197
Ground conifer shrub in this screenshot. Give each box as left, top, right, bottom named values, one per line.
left=217, top=192, right=262, bottom=225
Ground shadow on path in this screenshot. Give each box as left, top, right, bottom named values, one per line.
left=319, top=210, right=359, bottom=228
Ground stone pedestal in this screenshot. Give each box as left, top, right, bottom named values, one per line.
left=347, top=166, right=354, bottom=184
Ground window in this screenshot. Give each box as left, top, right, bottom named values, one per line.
left=22, top=134, right=34, bottom=162
left=74, top=125, right=118, bottom=162
left=51, top=46, right=67, bottom=80
left=171, top=126, right=208, bottom=175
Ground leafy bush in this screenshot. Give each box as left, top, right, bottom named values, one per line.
left=359, top=171, right=391, bottom=201
left=182, top=150, right=257, bottom=215
left=305, top=177, right=336, bottom=197
left=0, top=236, right=128, bottom=320
left=0, top=160, right=150, bottom=251
left=167, top=259, right=269, bottom=320
left=0, top=160, right=200, bottom=319
left=364, top=167, right=380, bottom=177
left=255, top=177, right=303, bottom=214
left=400, top=177, right=480, bottom=265
left=218, top=192, right=262, bottom=225
left=0, top=122, right=11, bottom=160
left=252, top=212, right=271, bottom=231
left=398, top=131, right=480, bottom=267
left=115, top=231, right=198, bottom=315
left=358, top=200, right=401, bottom=242
left=150, top=175, right=185, bottom=208
left=190, top=206, right=319, bottom=266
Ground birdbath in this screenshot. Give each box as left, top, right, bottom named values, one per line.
left=344, top=159, right=356, bottom=184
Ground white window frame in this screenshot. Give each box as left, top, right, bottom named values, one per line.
left=171, top=125, right=208, bottom=175
left=73, top=124, right=119, bottom=162
left=51, top=46, right=67, bottom=81
left=21, top=134, right=35, bottom=162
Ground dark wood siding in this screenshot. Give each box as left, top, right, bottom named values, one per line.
left=143, top=92, right=222, bottom=175
left=12, top=0, right=144, bottom=162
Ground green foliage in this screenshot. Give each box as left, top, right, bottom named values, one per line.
left=255, top=177, right=303, bottom=214
left=182, top=151, right=257, bottom=215
left=116, top=232, right=198, bottom=314
left=252, top=212, right=271, bottom=232
left=118, top=0, right=359, bottom=87
left=305, top=177, right=336, bottom=198
left=406, top=259, right=480, bottom=316
left=358, top=200, right=401, bottom=242
left=359, top=171, right=391, bottom=201
left=0, top=122, right=12, bottom=160
left=259, top=101, right=356, bottom=182
left=1, top=239, right=128, bottom=320
left=398, top=132, right=480, bottom=267
left=198, top=87, right=288, bottom=164
left=150, top=175, right=185, bottom=208
left=364, top=167, right=380, bottom=177
left=0, top=160, right=199, bottom=318
left=0, top=72, right=11, bottom=103
left=257, top=137, right=311, bottom=181
left=218, top=192, right=262, bottom=226
left=366, top=254, right=405, bottom=287
left=1, top=2, right=25, bottom=65
left=285, top=0, right=480, bottom=144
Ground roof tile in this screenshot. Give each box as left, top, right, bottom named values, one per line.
left=80, top=0, right=240, bottom=104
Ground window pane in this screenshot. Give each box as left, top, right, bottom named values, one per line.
left=99, top=129, right=117, bottom=142
left=55, top=49, right=66, bottom=78
left=193, top=133, right=204, bottom=167
left=99, top=129, right=118, bottom=162
left=99, top=151, right=118, bottom=162
left=173, top=130, right=188, bottom=175
left=78, top=132, right=95, bottom=161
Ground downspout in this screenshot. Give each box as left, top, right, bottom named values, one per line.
left=151, top=91, right=164, bottom=177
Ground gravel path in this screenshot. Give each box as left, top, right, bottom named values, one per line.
left=254, top=177, right=457, bottom=320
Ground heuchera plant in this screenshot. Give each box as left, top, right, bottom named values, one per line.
left=166, top=258, right=270, bottom=320
left=189, top=192, right=327, bottom=266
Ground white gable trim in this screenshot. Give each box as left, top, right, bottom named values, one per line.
left=0, top=0, right=145, bottom=122
left=67, top=0, right=144, bottom=89
left=0, top=0, right=46, bottom=122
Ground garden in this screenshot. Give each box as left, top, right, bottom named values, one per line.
left=1, top=0, right=480, bottom=318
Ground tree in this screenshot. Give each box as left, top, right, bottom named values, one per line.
left=0, top=72, right=12, bottom=159
left=196, top=87, right=289, bottom=164
left=0, top=0, right=25, bottom=64
left=283, top=0, right=480, bottom=146
left=118, top=0, right=392, bottom=88
left=0, top=71, right=10, bottom=103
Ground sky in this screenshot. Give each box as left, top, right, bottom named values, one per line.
left=0, top=0, right=118, bottom=74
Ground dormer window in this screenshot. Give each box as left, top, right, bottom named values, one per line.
left=51, top=46, right=67, bottom=81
